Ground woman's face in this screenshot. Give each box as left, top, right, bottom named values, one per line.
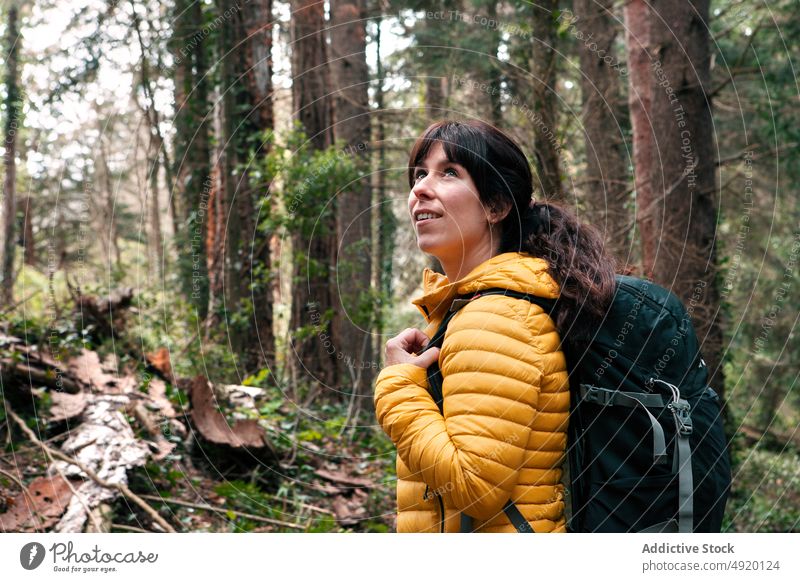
left=408, top=142, right=496, bottom=272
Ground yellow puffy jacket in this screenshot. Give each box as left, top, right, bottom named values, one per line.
left=374, top=252, right=570, bottom=533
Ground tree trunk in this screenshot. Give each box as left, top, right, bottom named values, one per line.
left=624, top=0, right=656, bottom=278
left=290, top=0, right=338, bottom=390
left=18, top=196, right=35, bottom=266
left=171, top=0, right=211, bottom=318
left=97, top=136, right=121, bottom=271
left=331, top=0, right=375, bottom=413
left=426, top=78, right=448, bottom=122
left=213, top=0, right=239, bottom=334
left=485, top=1, right=503, bottom=126
left=131, top=7, right=164, bottom=280
left=531, top=0, right=562, bottom=199
left=147, top=151, right=163, bottom=279
left=648, top=0, right=723, bottom=394
left=1, top=3, right=20, bottom=305
left=239, top=0, right=276, bottom=374
left=212, top=0, right=276, bottom=373
left=574, top=0, right=631, bottom=265
left=371, top=11, right=395, bottom=371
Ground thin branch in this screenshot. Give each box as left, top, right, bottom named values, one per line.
left=111, top=523, right=150, bottom=533
left=52, top=463, right=104, bottom=533
left=138, top=494, right=310, bottom=530
left=7, top=407, right=176, bottom=533
left=0, top=290, right=41, bottom=317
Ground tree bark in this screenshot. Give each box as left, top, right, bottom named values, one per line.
left=530, top=0, right=562, bottom=199
left=574, top=0, right=630, bottom=265
left=131, top=5, right=164, bottom=280
left=647, top=0, right=723, bottom=394
left=97, top=135, right=121, bottom=271
left=485, top=1, right=503, bottom=126
left=171, top=0, right=211, bottom=318
left=290, top=0, right=338, bottom=390
left=239, top=0, right=276, bottom=374
left=624, top=0, right=657, bottom=278
left=331, top=0, right=375, bottom=412
left=1, top=3, right=20, bottom=305
left=18, top=196, right=35, bottom=266
left=371, top=10, right=396, bottom=372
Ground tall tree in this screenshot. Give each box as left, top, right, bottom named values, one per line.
left=131, top=2, right=164, bottom=279
left=289, top=0, right=338, bottom=389
left=531, top=0, right=562, bottom=199
left=647, top=0, right=724, bottom=393
left=370, top=6, right=397, bottom=372
left=239, top=0, right=276, bottom=374
left=624, top=0, right=656, bottom=278
left=1, top=1, right=20, bottom=305
left=211, top=0, right=276, bottom=373
left=574, top=0, right=631, bottom=264
left=330, top=0, right=375, bottom=410
left=171, top=0, right=211, bottom=318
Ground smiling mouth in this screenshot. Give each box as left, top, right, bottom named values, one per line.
left=415, top=212, right=441, bottom=224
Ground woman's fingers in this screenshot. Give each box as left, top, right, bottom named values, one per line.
left=384, top=328, right=436, bottom=367
left=410, top=346, right=440, bottom=369
left=393, top=328, right=428, bottom=353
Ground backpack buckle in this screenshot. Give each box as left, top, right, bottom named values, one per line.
left=581, top=385, right=613, bottom=406
left=669, top=400, right=693, bottom=436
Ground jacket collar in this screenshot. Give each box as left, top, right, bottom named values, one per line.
left=412, top=252, right=560, bottom=323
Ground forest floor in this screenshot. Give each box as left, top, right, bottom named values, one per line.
left=0, top=286, right=397, bottom=533
left=1, top=283, right=798, bottom=533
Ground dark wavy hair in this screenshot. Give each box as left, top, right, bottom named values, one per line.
left=408, top=119, right=617, bottom=348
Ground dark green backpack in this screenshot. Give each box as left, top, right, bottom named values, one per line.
left=425, top=275, right=731, bottom=533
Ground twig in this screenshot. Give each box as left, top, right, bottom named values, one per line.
left=138, top=494, right=309, bottom=530
left=0, top=290, right=41, bottom=317
left=7, top=407, right=176, bottom=533
left=111, top=523, right=150, bottom=533
left=50, top=463, right=103, bottom=533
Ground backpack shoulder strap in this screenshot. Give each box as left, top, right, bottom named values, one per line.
left=422, top=287, right=559, bottom=534
left=425, top=288, right=559, bottom=413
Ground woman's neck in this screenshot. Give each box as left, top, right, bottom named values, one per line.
left=439, top=239, right=499, bottom=283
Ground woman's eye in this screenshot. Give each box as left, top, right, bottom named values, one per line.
left=444, top=168, right=458, bottom=177
left=414, top=170, right=426, bottom=181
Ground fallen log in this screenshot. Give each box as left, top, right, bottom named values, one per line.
left=6, top=405, right=175, bottom=533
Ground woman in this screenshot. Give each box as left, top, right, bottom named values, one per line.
left=374, top=119, right=616, bottom=533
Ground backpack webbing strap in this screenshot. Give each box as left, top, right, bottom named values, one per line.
left=502, top=499, right=535, bottom=533
left=675, top=433, right=694, bottom=533
left=670, top=398, right=694, bottom=533
left=459, top=501, right=536, bottom=533
left=579, top=385, right=669, bottom=463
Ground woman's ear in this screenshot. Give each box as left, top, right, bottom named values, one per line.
left=488, top=200, right=512, bottom=224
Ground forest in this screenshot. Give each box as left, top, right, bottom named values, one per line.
left=0, top=0, right=797, bottom=533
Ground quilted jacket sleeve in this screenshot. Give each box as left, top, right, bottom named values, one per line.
left=374, top=298, right=543, bottom=521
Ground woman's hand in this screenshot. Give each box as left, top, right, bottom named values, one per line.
left=384, top=328, right=440, bottom=368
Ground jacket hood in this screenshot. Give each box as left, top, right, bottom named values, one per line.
left=412, top=252, right=560, bottom=323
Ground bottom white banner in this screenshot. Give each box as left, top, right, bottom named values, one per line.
left=0, top=533, right=796, bottom=581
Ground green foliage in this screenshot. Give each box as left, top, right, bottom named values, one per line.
left=724, top=447, right=800, bottom=532
left=260, top=123, right=360, bottom=239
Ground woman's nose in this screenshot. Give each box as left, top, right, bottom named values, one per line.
left=411, top=175, right=434, bottom=200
